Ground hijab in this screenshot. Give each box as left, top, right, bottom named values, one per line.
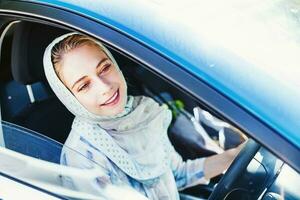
left=43, top=32, right=172, bottom=182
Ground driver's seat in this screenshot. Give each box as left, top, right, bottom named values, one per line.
left=8, top=21, right=73, bottom=143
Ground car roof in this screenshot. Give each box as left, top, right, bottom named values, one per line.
left=24, top=0, right=300, bottom=148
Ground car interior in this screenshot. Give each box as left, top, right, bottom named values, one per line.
left=0, top=19, right=225, bottom=199
left=0, top=18, right=299, bottom=200
left=0, top=19, right=222, bottom=154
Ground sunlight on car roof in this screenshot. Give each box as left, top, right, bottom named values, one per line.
left=161, top=0, right=300, bottom=92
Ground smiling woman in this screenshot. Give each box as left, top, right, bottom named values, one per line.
left=50, top=33, right=127, bottom=116
left=42, top=32, right=244, bottom=200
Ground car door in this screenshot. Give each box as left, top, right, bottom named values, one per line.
left=0, top=1, right=299, bottom=200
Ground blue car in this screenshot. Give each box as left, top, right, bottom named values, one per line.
left=0, top=0, right=299, bottom=199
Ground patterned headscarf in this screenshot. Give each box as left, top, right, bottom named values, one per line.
left=43, top=32, right=172, bottom=181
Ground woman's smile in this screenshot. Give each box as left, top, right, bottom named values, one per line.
left=100, top=89, right=120, bottom=107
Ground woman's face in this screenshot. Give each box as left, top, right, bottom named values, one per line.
left=59, top=44, right=127, bottom=116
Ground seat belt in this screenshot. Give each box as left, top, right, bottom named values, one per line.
left=0, top=20, right=21, bottom=147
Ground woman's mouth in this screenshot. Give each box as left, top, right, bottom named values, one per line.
left=101, top=89, right=120, bottom=106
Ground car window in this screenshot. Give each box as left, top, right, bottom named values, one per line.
left=0, top=20, right=242, bottom=200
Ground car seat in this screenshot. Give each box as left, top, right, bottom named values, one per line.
left=7, top=21, right=73, bottom=143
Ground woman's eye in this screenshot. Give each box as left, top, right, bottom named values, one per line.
left=100, top=64, right=111, bottom=74
left=78, top=83, right=89, bottom=92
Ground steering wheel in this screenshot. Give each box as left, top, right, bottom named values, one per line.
left=208, top=139, right=260, bottom=200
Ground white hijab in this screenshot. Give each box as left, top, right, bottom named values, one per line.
left=43, top=32, right=172, bottom=182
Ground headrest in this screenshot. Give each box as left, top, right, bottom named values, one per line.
left=11, top=21, right=68, bottom=85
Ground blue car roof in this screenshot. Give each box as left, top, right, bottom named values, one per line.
left=30, top=0, right=300, bottom=148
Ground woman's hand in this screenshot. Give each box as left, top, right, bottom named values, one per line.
left=203, top=141, right=246, bottom=180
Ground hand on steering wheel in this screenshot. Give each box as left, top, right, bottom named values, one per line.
left=208, top=139, right=260, bottom=200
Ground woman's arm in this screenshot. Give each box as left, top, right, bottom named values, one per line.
left=165, top=131, right=244, bottom=190
left=203, top=143, right=244, bottom=180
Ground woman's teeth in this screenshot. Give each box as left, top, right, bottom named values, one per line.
left=103, top=90, right=118, bottom=105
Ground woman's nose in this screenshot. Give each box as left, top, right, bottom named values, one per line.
left=94, top=76, right=112, bottom=96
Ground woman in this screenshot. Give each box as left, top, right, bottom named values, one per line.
left=43, top=32, right=243, bottom=200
